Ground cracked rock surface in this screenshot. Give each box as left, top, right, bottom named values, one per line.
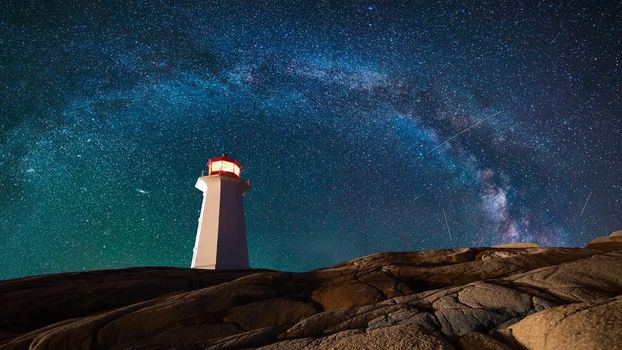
left=1, top=245, right=621, bottom=349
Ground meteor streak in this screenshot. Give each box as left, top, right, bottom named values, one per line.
left=579, top=191, right=593, bottom=217
left=443, top=209, right=453, bottom=242
left=428, top=111, right=502, bottom=154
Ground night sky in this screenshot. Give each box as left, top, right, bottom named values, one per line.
left=1, top=1, right=621, bottom=279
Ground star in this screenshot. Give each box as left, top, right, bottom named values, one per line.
left=0, top=1, right=620, bottom=279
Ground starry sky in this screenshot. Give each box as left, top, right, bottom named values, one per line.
left=1, top=1, right=621, bottom=279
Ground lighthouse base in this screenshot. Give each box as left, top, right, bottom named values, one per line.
left=192, top=263, right=250, bottom=270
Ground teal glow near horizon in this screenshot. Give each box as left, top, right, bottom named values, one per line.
left=1, top=1, right=621, bottom=279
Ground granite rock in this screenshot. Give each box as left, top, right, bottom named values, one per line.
left=1, top=245, right=621, bottom=349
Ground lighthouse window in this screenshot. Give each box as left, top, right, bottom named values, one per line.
left=210, top=160, right=241, bottom=177
left=210, top=161, right=223, bottom=173
left=222, top=161, right=234, bottom=173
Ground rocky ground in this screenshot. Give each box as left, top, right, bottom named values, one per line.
left=1, top=232, right=622, bottom=350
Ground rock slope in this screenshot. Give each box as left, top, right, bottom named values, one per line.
left=1, top=233, right=622, bottom=349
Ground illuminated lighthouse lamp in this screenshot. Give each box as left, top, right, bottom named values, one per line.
left=208, top=155, right=241, bottom=177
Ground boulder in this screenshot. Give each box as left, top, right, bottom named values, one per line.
left=585, top=230, right=622, bottom=250
left=311, top=282, right=385, bottom=311
left=509, top=295, right=622, bottom=350
left=609, top=230, right=622, bottom=237
left=224, top=298, right=317, bottom=329
left=259, top=324, right=455, bottom=350
left=458, top=332, right=513, bottom=350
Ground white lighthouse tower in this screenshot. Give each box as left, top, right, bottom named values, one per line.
left=192, top=154, right=250, bottom=270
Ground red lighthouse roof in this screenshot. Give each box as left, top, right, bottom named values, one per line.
left=207, top=154, right=242, bottom=178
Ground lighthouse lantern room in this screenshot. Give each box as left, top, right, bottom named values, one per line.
left=208, top=155, right=241, bottom=177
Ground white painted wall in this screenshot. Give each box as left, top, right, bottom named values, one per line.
left=192, top=175, right=250, bottom=270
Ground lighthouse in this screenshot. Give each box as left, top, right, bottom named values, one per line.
left=192, top=154, right=250, bottom=270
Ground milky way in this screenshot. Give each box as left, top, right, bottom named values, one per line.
left=1, top=1, right=621, bottom=279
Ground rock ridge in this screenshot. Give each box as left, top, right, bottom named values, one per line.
left=1, top=243, right=621, bottom=349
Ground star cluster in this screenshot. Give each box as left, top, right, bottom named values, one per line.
left=1, top=1, right=621, bottom=279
